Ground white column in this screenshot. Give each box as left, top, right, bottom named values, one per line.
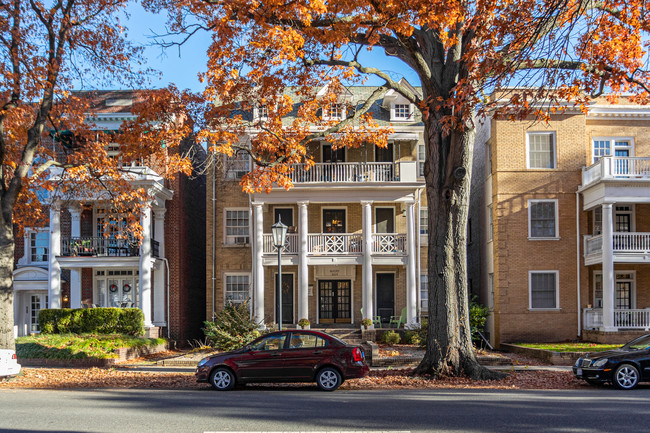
left=405, top=200, right=417, bottom=328
left=297, top=201, right=309, bottom=323
left=69, top=205, right=82, bottom=309
left=139, top=205, right=153, bottom=327
left=602, top=203, right=616, bottom=331
left=253, top=202, right=265, bottom=326
left=48, top=203, right=61, bottom=309
left=361, top=200, right=373, bottom=326
left=153, top=207, right=166, bottom=326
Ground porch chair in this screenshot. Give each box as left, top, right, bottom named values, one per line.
left=389, top=307, right=407, bottom=328
left=360, top=308, right=382, bottom=328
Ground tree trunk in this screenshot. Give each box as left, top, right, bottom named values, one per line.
left=0, top=205, right=15, bottom=350
left=413, top=115, right=502, bottom=380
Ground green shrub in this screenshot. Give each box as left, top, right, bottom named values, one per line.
left=469, top=297, right=490, bottom=344
left=382, top=330, right=401, bottom=345
left=38, top=308, right=145, bottom=336
left=203, top=302, right=264, bottom=351
left=403, top=330, right=421, bottom=345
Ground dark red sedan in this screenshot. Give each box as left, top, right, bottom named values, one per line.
left=195, top=330, right=369, bottom=391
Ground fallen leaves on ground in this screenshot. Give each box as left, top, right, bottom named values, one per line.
left=0, top=367, right=584, bottom=391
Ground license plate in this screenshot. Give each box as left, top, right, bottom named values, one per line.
left=576, top=368, right=582, bottom=376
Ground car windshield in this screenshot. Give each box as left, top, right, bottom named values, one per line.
left=622, top=335, right=650, bottom=350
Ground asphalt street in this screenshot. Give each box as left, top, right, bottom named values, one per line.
left=1, top=386, right=650, bottom=433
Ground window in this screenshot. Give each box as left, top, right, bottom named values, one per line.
left=392, top=103, right=412, bottom=121
left=487, top=204, right=493, bottom=241
left=527, top=132, right=556, bottom=169
left=419, top=207, right=428, bottom=235
left=289, top=332, right=328, bottom=349
left=224, top=209, right=249, bottom=244
left=529, top=271, right=559, bottom=309
left=28, top=231, right=49, bottom=263
left=488, top=273, right=494, bottom=308
left=593, top=272, right=635, bottom=310
left=250, top=333, right=287, bottom=351
left=420, top=274, right=428, bottom=311
left=486, top=140, right=492, bottom=176
left=224, top=152, right=250, bottom=180
left=592, top=138, right=633, bottom=164
left=418, top=142, right=425, bottom=177
left=593, top=207, right=602, bottom=235
left=323, top=103, right=345, bottom=120
left=225, top=274, right=250, bottom=305
left=94, top=269, right=138, bottom=308
left=528, top=200, right=558, bottom=239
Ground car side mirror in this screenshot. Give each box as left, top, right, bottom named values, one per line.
left=244, top=344, right=252, bottom=352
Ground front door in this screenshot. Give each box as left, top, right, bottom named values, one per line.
left=275, top=273, right=294, bottom=324
left=319, top=280, right=351, bottom=323
left=376, top=273, right=395, bottom=325
left=107, top=277, right=136, bottom=308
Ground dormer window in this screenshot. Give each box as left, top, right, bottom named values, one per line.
left=391, top=103, right=413, bottom=121
left=323, top=103, right=346, bottom=121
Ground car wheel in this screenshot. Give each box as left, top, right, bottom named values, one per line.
left=613, top=364, right=640, bottom=390
left=209, top=367, right=235, bottom=391
left=316, top=367, right=342, bottom=391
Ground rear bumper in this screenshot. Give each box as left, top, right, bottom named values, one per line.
left=1, top=363, right=21, bottom=377
left=344, top=363, right=369, bottom=379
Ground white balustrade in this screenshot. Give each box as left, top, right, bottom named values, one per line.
left=582, top=156, right=650, bottom=185
left=584, top=308, right=650, bottom=329
left=288, top=162, right=395, bottom=183
left=372, top=234, right=407, bottom=254
left=584, top=232, right=650, bottom=258
left=308, top=233, right=363, bottom=254
left=262, top=233, right=298, bottom=254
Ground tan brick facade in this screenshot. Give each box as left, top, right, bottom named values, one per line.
left=479, top=100, right=650, bottom=345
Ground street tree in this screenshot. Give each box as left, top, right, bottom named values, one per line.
left=0, top=1, right=194, bottom=350
left=156, top=0, right=650, bottom=379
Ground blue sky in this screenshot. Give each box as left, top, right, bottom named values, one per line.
left=123, top=3, right=420, bottom=93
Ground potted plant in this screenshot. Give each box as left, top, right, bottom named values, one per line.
left=298, top=318, right=310, bottom=329
left=361, top=318, right=373, bottom=330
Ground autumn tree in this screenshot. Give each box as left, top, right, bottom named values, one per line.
left=155, top=0, right=650, bottom=378
left=0, top=1, right=194, bottom=350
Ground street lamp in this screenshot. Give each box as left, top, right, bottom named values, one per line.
left=271, top=217, right=288, bottom=331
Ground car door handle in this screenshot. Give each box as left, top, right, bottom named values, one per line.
left=313, top=351, right=323, bottom=354
left=270, top=352, right=282, bottom=357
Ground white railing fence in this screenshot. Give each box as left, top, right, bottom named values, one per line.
left=584, top=232, right=650, bottom=257
left=262, top=234, right=299, bottom=254
left=308, top=233, right=363, bottom=254
left=584, top=308, right=650, bottom=329
left=583, top=156, right=650, bottom=185
left=287, top=162, right=395, bottom=183
left=372, top=234, right=407, bottom=254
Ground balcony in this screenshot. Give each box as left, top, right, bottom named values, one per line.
left=584, top=308, right=650, bottom=330
left=584, top=232, right=650, bottom=264
left=262, top=233, right=407, bottom=256
left=583, top=156, right=650, bottom=186
left=286, top=161, right=418, bottom=184
left=60, top=237, right=160, bottom=258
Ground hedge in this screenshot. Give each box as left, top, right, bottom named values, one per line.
left=38, top=308, right=145, bottom=336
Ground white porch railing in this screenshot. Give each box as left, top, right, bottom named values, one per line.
left=308, top=234, right=363, bottom=254
left=372, top=233, right=407, bottom=254
left=582, top=156, right=650, bottom=186
left=287, top=162, right=395, bottom=183
left=262, top=234, right=299, bottom=254
left=584, top=232, right=650, bottom=256
left=584, top=308, right=650, bottom=329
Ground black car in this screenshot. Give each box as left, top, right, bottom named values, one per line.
left=573, top=334, right=650, bottom=389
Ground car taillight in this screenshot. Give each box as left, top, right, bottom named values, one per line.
left=352, top=347, right=364, bottom=362
left=11, top=354, right=17, bottom=360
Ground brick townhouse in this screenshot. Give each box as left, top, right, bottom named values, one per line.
left=475, top=96, right=650, bottom=346
left=12, top=90, right=206, bottom=342
left=205, top=81, right=479, bottom=329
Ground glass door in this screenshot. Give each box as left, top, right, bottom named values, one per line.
left=29, top=294, right=48, bottom=333
left=108, top=277, right=136, bottom=308
left=319, top=280, right=351, bottom=323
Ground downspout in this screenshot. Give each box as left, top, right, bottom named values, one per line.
left=211, top=151, right=217, bottom=321
left=161, top=257, right=170, bottom=339
left=576, top=190, right=582, bottom=338
left=249, top=194, right=254, bottom=320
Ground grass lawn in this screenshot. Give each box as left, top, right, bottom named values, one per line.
left=16, top=334, right=166, bottom=360
left=516, top=342, right=622, bottom=352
